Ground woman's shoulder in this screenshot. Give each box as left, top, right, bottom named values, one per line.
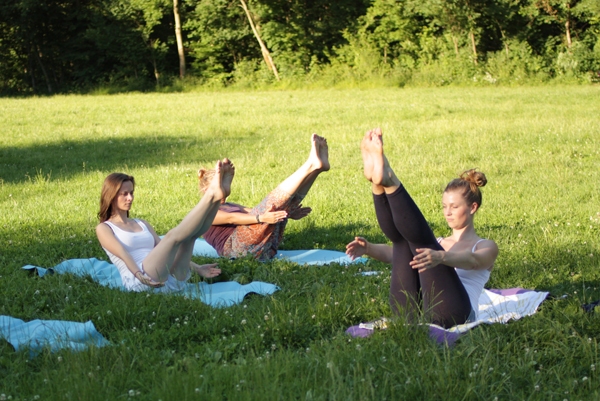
left=473, top=238, right=498, bottom=249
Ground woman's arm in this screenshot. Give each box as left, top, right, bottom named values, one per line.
left=96, top=223, right=164, bottom=287
left=345, top=237, right=393, bottom=264
left=211, top=207, right=288, bottom=225
left=410, top=240, right=499, bottom=273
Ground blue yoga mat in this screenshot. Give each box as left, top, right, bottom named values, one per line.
left=192, top=238, right=365, bottom=265
left=0, top=315, right=109, bottom=355
left=23, top=258, right=279, bottom=308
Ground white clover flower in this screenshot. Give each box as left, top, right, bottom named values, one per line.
left=264, top=315, right=269, bottom=321
left=128, top=389, right=135, bottom=397
left=241, top=319, right=246, bottom=325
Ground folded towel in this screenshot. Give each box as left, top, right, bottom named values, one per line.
left=346, top=288, right=549, bottom=346
left=23, top=258, right=278, bottom=308
left=192, top=238, right=365, bottom=266
left=0, top=315, right=109, bottom=355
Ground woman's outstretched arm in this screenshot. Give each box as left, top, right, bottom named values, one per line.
left=410, top=240, right=499, bottom=273
left=211, top=207, right=288, bottom=225
left=345, top=236, right=393, bottom=264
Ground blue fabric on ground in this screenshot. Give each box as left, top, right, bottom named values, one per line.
left=192, top=238, right=365, bottom=265
left=23, top=258, right=278, bottom=307
left=0, top=315, right=109, bottom=354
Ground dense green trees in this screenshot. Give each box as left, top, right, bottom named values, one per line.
left=0, top=0, right=598, bottom=93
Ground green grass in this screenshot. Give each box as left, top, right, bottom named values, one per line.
left=1, top=86, right=599, bottom=400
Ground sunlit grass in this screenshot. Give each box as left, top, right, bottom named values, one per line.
left=0, top=86, right=599, bottom=400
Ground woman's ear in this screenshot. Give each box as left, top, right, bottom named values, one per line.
left=470, top=202, right=479, bottom=215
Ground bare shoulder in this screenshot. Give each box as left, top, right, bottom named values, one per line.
left=477, top=239, right=499, bottom=252
left=96, top=222, right=111, bottom=234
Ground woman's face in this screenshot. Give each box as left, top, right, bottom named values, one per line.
left=113, top=181, right=134, bottom=213
left=442, top=190, right=476, bottom=230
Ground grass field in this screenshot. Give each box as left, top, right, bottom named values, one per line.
left=1, top=86, right=599, bottom=400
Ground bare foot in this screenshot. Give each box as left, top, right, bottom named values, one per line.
left=306, top=133, right=325, bottom=172
left=363, top=128, right=397, bottom=187
left=361, top=130, right=374, bottom=181
left=316, top=135, right=330, bottom=172
left=206, top=160, right=226, bottom=201
left=193, top=263, right=221, bottom=278
left=220, top=158, right=234, bottom=199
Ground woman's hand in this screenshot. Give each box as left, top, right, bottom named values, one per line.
left=134, top=271, right=165, bottom=288
left=259, top=205, right=288, bottom=224
left=288, top=205, right=312, bottom=220
left=192, top=263, right=221, bottom=278
left=345, top=237, right=369, bottom=260
left=410, top=248, right=444, bottom=273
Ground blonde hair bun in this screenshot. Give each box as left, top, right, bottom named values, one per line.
left=461, top=169, right=487, bottom=188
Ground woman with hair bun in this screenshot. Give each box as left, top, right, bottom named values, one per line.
left=345, top=128, right=498, bottom=328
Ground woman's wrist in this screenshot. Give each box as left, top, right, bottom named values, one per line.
left=365, top=241, right=370, bottom=257
left=256, top=214, right=261, bottom=223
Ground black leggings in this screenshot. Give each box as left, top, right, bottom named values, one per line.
left=374, top=185, right=471, bottom=328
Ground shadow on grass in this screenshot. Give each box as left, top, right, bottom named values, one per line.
left=0, top=134, right=249, bottom=185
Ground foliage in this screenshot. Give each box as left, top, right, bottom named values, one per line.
left=1, top=0, right=599, bottom=93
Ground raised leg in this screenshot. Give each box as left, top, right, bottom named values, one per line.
left=276, top=134, right=329, bottom=198
left=373, top=192, right=421, bottom=321
left=364, top=129, right=471, bottom=328
left=142, top=159, right=233, bottom=282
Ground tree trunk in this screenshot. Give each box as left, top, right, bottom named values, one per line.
left=173, top=0, right=185, bottom=78
left=565, top=20, right=572, bottom=49
left=239, top=0, right=280, bottom=81
left=28, top=53, right=36, bottom=92
left=470, top=31, right=478, bottom=65
left=452, top=35, right=459, bottom=59
left=35, top=46, right=52, bottom=94
left=384, top=44, right=387, bottom=64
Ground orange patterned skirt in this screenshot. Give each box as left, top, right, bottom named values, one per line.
left=222, top=188, right=303, bottom=260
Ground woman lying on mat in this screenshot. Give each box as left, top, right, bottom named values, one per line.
left=96, top=159, right=234, bottom=291
left=345, top=128, right=498, bottom=328
left=200, top=134, right=329, bottom=260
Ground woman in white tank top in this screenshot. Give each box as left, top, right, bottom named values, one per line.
left=345, top=128, right=499, bottom=327
left=95, top=159, right=235, bottom=291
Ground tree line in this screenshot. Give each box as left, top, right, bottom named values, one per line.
left=1, top=0, right=599, bottom=94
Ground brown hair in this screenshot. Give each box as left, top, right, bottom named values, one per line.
left=444, top=169, right=487, bottom=209
left=98, top=173, right=135, bottom=222
left=197, top=167, right=215, bottom=192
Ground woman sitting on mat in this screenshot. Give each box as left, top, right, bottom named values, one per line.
left=345, top=128, right=498, bottom=328
left=96, top=159, right=234, bottom=291
left=200, top=134, right=330, bottom=260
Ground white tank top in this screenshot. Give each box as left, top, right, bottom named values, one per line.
left=439, top=238, right=492, bottom=320
left=103, top=219, right=189, bottom=292
left=103, top=219, right=155, bottom=291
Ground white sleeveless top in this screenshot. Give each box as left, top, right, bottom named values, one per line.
left=438, top=238, right=492, bottom=320
left=103, top=219, right=186, bottom=292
